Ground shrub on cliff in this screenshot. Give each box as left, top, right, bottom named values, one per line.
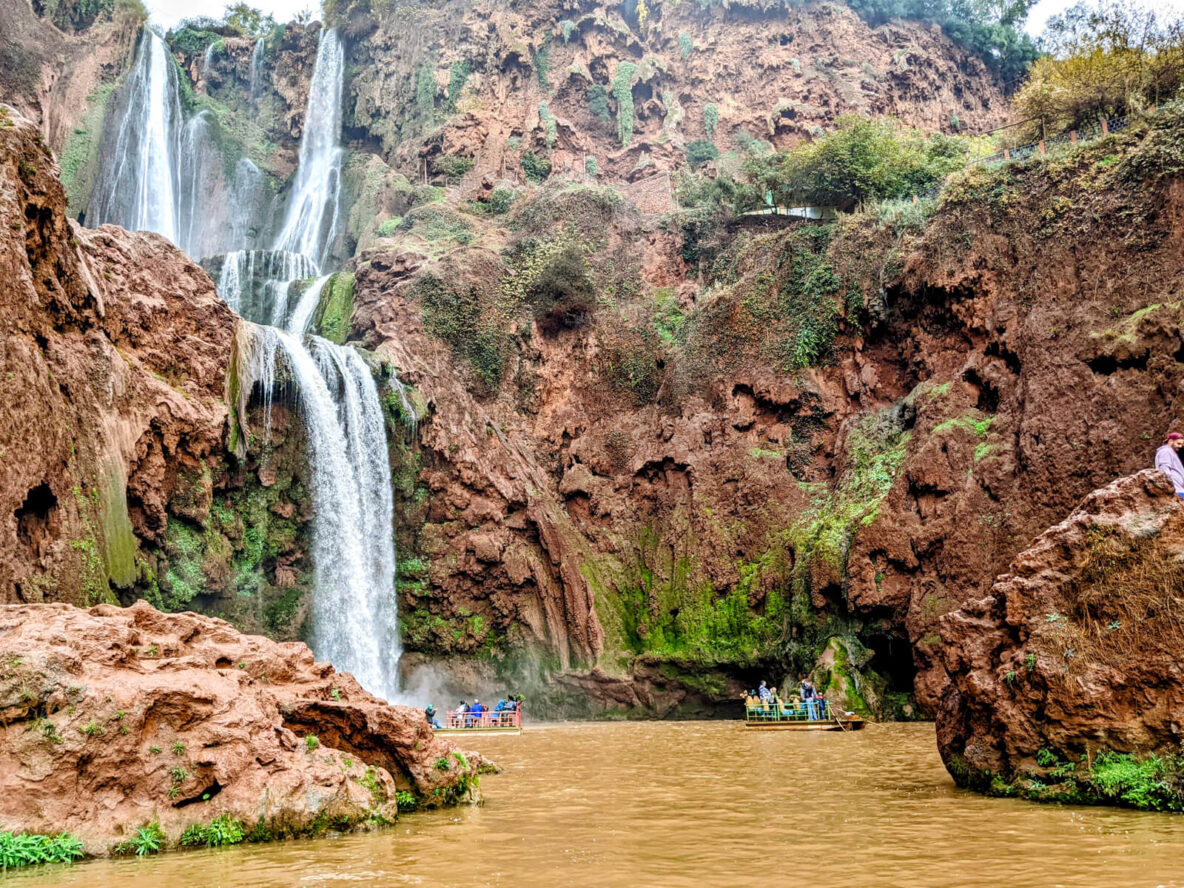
left=749, top=116, right=969, bottom=210
left=523, top=246, right=597, bottom=335
left=1011, top=3, right=1184, bottom=142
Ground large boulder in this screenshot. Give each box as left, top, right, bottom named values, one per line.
left=0, top=600, right=481, bottom=853
left=937, top=469, right=1184, bottom=808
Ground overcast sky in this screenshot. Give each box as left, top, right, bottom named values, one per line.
left=141, top=0, right=1184, bottom=33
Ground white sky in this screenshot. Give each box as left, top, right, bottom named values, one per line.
left=143, top=0, right=1184, bottom=34
left=1024, top=0, right=1184, bottom=35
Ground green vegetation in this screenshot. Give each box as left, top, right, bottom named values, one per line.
left=532, top=35, right=552, bottom=90
left=981, top=747, right=1184, bottom=811
left=114, top=822, right=165, bottom=857
left=844, top=0, right=1039, bottom=84
left=679, top=31, right=694, bottom=60
left=686, top=139, right=719, bottom=168
left=1012, top=3, right=1184, bottom=142
left=304, top=734, right=320, bottom=752
left=561, top=19, right=576, bottom=43
left=518, top=244, right=597, bottom=335
left=179, top=814, right=246, bottom=848
left=612, top=62, right=637, bottom=147
left=539, top=103, right=558, bottom=149
left=587, top=84, right=611, bottom=124
left=396, top=790, right=418, bottom=812
left=168, top=4, right=277, bottom=56
left=0, top=831, right=85, bottom=869
left=311, top=272, right=356, bottom=345
left=746, top=116, right=969, bottom=210
left=703, top=102, right=719, bottom=139
left=447, top=60, right=471, bottom=111
left=520, top=151, right=553, bottom=184
left=416, top=274, right=509, bottom=390
left=432, top=155, right=474, bottom=179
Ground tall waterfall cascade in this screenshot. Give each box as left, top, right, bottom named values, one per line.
left=90, top=28, right=182, bottom=242
left=273, top=28, right=345, bottom=267
left=89, top=25, right=404, bottom=701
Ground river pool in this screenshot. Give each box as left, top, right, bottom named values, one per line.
left=8, top=721, right=1184, bottom=888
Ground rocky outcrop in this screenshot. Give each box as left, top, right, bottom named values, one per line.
left=0, top=104, right=235, bottom=607
left=936, top=470, right=1184, bottom=809
left=338, top=0, right=1007, bottom=183
left=0, top=105, right=311, bottom=634
left=0, top=600, right=480, bottom=852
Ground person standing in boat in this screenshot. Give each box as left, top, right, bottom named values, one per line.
left=758, top=681, right=771, bottom=704
left=1155, top=432, right=1184, bottom=500
left=800, top=678, right=819, bottom=720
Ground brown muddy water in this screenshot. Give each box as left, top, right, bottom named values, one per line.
left=8, top=721, right=1184, bottom=888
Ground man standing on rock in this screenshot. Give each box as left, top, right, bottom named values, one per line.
left=1155, top=432, right=1184, bottom=500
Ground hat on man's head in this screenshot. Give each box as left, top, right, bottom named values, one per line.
left=1168, top=432, right=1183, bottom=442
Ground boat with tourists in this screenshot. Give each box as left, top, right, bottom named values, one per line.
left=744, top=698, right=865, bottom=731
left=432, top=699, right=525, bottom=735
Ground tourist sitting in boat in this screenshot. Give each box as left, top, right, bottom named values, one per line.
left=454, top=700, right=470, bottom=718
left=468, top=699, right=486, bottom=725
left=425, top=704, right=443, bottom=730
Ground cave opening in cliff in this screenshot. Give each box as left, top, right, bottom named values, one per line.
left=864, top=634, right=917, bottom=705
left=15, top=482, right=58, bottom=550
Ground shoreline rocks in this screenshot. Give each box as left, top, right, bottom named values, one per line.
left=0, top=600, right=481, bottom=855
left=937, top=470, right=1184, bottom=810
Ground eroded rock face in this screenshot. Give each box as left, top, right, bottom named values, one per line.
left=937, top=470, right=1184, bottom=794
left=341, top=0, right=1006, bottom=181
left=0, top=105, right=237, bottom=607
left=0, top=600, right=480, bottom=851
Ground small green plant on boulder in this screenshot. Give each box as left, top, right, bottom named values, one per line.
left=115, top=822, right=165, bottom=857
left=396, top=790, right=418, bottom=812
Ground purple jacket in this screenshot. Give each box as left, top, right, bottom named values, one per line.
left=1155, top=444, right=1184, bottom=494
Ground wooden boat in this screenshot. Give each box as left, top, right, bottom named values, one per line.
left=433, top=708, right=523, bottom=736
left=743, top=702, right=865, bottom=732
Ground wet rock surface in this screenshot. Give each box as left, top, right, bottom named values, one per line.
left=0, top=600, right=479, bottom=852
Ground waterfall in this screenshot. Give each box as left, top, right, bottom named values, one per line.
left=228, top=159, right=264, bottom=250
left=216, top=250, right=318, bottom=324
left=289, top=274, right=332, bottom=335
left=244, top=327, right=400, bottom=699
left=273, top=28, right=345, bottom=267
left=248, top=38, right=266, bottom=101
left=90, top=28, right=182, bottom=241
left=89, top=23, right=403, bottom=701
left=200, top=42, right=216, bottom=88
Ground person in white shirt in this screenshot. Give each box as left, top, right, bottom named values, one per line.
left=1154, top=432, right=1184, bottom=500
